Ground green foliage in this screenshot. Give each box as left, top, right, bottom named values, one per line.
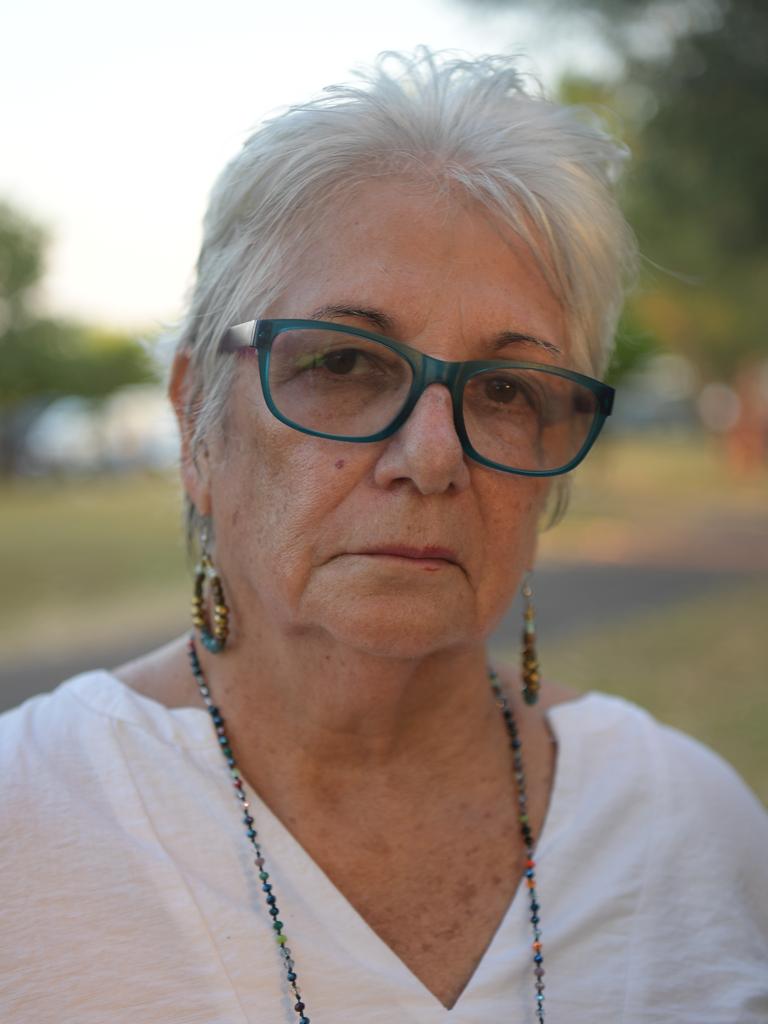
left=620, top=2, right=768, bottom=376
left=457, top=0, right=768, bottom=380
left=0, top=201, right=159, bottom=472
left=0, top=202, right=157, bottom=407
left=606, top=305, right=660, bottom=383
left=460, top=0, right=723, bottom=56
left=0, top=200, right=47, bottom=315
left=0, top=319, right=157, bottom=406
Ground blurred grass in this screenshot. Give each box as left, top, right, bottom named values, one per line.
left=0, top=433, right=765, bottom=799
left=561, top=430, right=767, bottom=515
left=539, top=430, right=768, bottom=565
left=0, top=472, right=188, bottom=658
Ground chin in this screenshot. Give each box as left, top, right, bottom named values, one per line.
left=311, top=590, right=480, bottom=660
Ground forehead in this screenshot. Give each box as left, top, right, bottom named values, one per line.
left=267, top=179, right=569, bottom=363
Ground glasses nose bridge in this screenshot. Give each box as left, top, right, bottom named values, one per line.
left=418, top=352, right=463, bottom=401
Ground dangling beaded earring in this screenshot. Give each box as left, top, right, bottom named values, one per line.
left=191, top=526, right=230, bottom=654
left=521, top=573, right=541, bottom=706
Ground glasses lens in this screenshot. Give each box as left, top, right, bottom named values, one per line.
left=267, top=328, right=413, bottom=437
left=463, top=367, right=599, bottom=472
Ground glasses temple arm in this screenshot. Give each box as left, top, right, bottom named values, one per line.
left=219, top=321, right=259, bottom=353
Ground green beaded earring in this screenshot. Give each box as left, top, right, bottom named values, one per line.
left=191, top=526, right=230, bottom=654
left=521, top=574, right=541, bottom=706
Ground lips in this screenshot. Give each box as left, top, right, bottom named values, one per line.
left=358, top=544, right=459, bottom=563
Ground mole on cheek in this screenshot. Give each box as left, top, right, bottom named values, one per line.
left=334, top=459, right=345, bottom=470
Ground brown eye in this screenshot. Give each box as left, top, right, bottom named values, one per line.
left=484, top=377, right=522, bottom=404
left=323, top=349, right=359, bottom=374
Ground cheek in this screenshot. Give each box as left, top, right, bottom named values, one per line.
left=212, top=418, right=366, bottom=578
left=481, top=478, right=549, bottom=574
left=471, top=481, right=547, bottom=627
left=487, top=475, right=548, bottom=532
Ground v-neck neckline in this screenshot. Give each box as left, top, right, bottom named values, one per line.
left=72, top=671, right=592, bottom=1019
left=216, top=694, right=589, bottom=1018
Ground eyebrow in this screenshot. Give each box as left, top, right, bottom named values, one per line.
left=308, top=304, right=562, bottom=357
left=493, top=331, right=563, bottom=357
left=309, top=304, right=396, bottom=336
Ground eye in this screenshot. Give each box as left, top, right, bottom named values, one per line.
left=484, top=377, right=520, bottom=403
left=294, top=347, right=367, bottom=375
left=483, top=375, right=534, bottom=406
left=323, top=348, right=359, bottom=375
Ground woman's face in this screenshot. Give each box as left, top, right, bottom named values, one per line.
left=184, top=181, right=568, bottom=659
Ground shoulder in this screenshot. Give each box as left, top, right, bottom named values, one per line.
left=0, top=668, right=216, bottom=901
left=0, top=670, right=109, bottom=754
left=0, top=672, right=124, bottom=905
left=0, top=668, right=194, bottom=815
left=609, top=692, right=763, bottom=818
left=554, top=699, right=768, bottom=1018
left=0, top=666, right=215, bottom=801
left=558, top=689, right=765, bottom=814
left=551, top=689, right=768, bottom=882
left=0, top=672, right=118, bottom=801
left=548, top=692, right=768, bottom=997
left=502, top=673, right=766, bottom=836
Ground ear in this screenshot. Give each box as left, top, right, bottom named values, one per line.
left=169, top=350, right=212, bottom=518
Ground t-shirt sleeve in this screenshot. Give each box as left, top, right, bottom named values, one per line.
left=622, top=716, right=768, bottom=1022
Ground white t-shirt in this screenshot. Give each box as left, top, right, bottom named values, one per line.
left=1, top=671, right=766, bottom=1024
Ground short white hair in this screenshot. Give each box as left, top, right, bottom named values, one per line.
left=173, top=48, right=637, bottom=537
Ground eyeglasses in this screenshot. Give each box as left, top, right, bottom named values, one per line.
left=220, top=318, right=614, bottom=477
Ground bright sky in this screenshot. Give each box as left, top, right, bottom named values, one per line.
left=2, top=0, right=609, bottom=330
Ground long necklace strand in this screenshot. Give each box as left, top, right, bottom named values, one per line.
left=490, top=668, right=546, bottom=1023
left=188, top=637, right=545, bottom=1023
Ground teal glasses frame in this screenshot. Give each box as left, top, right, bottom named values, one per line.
left=220, top=318, right=615, bottom=477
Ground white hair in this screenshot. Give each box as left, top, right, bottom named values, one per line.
left=172, top=48, right=637, bottom=537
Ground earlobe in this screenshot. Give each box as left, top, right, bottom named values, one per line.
left=169, top=350, right=213, bottom=517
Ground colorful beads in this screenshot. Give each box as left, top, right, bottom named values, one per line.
left=192, top=554, right=230, bottom=652
left=188, top=636, right=306, bottom=1022
left=189, top=638, right=546, bottom=1024
left=492, top=673, right=546, bottom=1021
left=521, top=579, right=541, bottom=706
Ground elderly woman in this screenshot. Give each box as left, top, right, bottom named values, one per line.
left=2, top=51, right=767, bottom=1024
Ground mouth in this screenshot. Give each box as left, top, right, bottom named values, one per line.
left=356, top=544, right=460, bottom=565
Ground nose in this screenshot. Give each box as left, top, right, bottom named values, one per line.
left=372, top=383, right=471, bottom=495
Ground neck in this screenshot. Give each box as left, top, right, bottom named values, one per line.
left=193, top=621, right=505, bottom=795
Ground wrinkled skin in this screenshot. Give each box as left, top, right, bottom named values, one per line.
left=182, top=181, right=564, bottom=665
left=123, top=179, right=579, bottom=1010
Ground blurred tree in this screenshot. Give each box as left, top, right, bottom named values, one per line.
left=607, top=306, right=660, bottom=384
left=0, top=201, right=157, bottom=474
left=456, top=0, right=768, bottom=381
left=0, top=201, right=47, bottom=322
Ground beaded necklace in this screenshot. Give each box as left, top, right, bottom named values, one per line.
left=187, top=637, right=546, bottom=1023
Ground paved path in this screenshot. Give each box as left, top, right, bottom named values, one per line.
left=1, top=562, right=758, bottom=715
